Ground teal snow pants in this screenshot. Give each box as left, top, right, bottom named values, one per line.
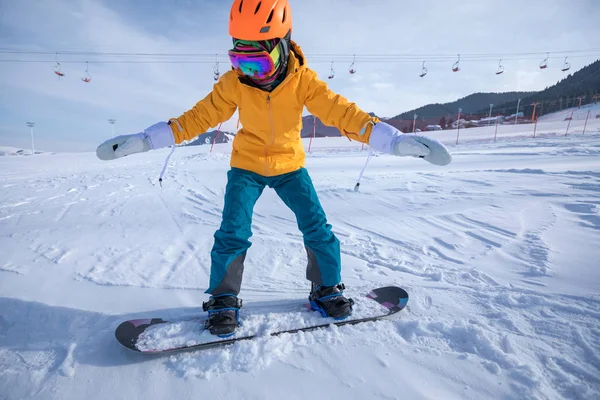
left=207, top=167, right=341, bottom=295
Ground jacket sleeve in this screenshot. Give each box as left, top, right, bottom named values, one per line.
left=169, top=71, right=239, bottom=144
left=302, top=68, right=379, bottom=144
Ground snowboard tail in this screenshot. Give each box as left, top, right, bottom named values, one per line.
left=115, top=286, right=408, bottom=353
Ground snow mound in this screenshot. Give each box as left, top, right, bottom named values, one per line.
left=0, top=146, right=44, bottom=156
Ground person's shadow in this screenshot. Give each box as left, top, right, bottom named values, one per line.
left=0, top=296, right=306, bottom=370
left=0, top=297, right=196, bottom=370
left=0, top=295, right=310, bottom=398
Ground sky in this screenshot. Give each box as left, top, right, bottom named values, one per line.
left=0, top=0, right=599, bottom=152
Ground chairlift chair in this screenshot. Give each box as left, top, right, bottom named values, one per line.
left=53, top=53, right=65, bottom=78
left=419, top=61, right=427, bottom=78
left=561, top=57, right=571, bottom=72
left=328, top=61, right=335, bottom=79
left=349, top=55, right=356, bottom=75
left=539, top=52, right=549, bottom=69
left=452, top=54, right=460, bottom=72
left=496, top=59, right=504, bottom=75
left=81, top=61, right=91, bottom=83
left=213, top=54, right=220, bottom=81
left=54, top=63, right=65, bottom=78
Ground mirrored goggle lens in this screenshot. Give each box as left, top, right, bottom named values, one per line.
left=228, top=51, right=275, bottom=79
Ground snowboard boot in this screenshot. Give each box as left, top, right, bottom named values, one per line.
left=202, top=294, right=242, bottom=337
left=309, top=283, right=354, bottom=320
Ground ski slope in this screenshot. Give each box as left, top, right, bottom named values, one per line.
left=1, top=125, right=600, bottom=399
left=537, top=102, right=600, bottom=123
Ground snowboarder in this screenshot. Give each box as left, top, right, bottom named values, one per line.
left=96, top=0, right=451, bottom=337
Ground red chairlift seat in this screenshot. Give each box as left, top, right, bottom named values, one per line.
left=349, top=55, right=356, bottom=75
left=452, top=54, right=460, bottom=72
left=539, top=52, right=549, bottom=70
left=53, top=53, right=65, bottom=79
left=81, top=61, right=91, bottom=83
left=54, top=62, right=65, bottom=78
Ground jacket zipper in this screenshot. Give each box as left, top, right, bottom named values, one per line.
left=266, top=94, right=275, bottom=177
left=239, top=74, right=295, bottom=177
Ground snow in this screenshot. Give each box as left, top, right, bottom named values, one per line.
left=1, top=119, right=600, bottom=399
left=0, top=146, right=45, bottom=156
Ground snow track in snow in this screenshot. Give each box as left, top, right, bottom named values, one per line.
left=1, top=133, right=599, bottom=399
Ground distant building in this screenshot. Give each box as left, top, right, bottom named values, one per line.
left=426, top=125, right=443, bottom=131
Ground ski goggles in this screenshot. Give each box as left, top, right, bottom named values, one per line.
left=228, top=42, right=281, bottom=79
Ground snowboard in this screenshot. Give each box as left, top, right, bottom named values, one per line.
left=115, top=286, right=408, bottom=353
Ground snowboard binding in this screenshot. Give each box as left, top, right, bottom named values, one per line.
left=203, top=294, right=242, bottom=337
left=309, top=283, right=354, bottom=320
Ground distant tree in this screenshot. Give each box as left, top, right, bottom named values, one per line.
left=439, top=116, right=447, bottom=129
left=447, top=118, right=454, bottom=128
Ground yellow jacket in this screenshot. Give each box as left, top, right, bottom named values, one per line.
left=169, top=42, right=379, bottom=177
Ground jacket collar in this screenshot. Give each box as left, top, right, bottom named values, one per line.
left=288, top=40, right=306, bottom=70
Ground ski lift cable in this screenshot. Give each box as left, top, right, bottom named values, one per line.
left=2, top=45, right=598, bottom=64
left=1, top=54, right=597, bottom=64
left=2, top=53, right=597, bottom=64
left=2, top=49, right=598, bottom=65
left=2, top=47, right=599, bottom=58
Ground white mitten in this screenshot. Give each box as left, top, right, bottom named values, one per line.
left=368, top=122, right=452, bottom=166
left=96, top=122, right=175, bottom=161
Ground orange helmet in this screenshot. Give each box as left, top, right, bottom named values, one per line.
left=229, top=0, right=292, bottom=41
